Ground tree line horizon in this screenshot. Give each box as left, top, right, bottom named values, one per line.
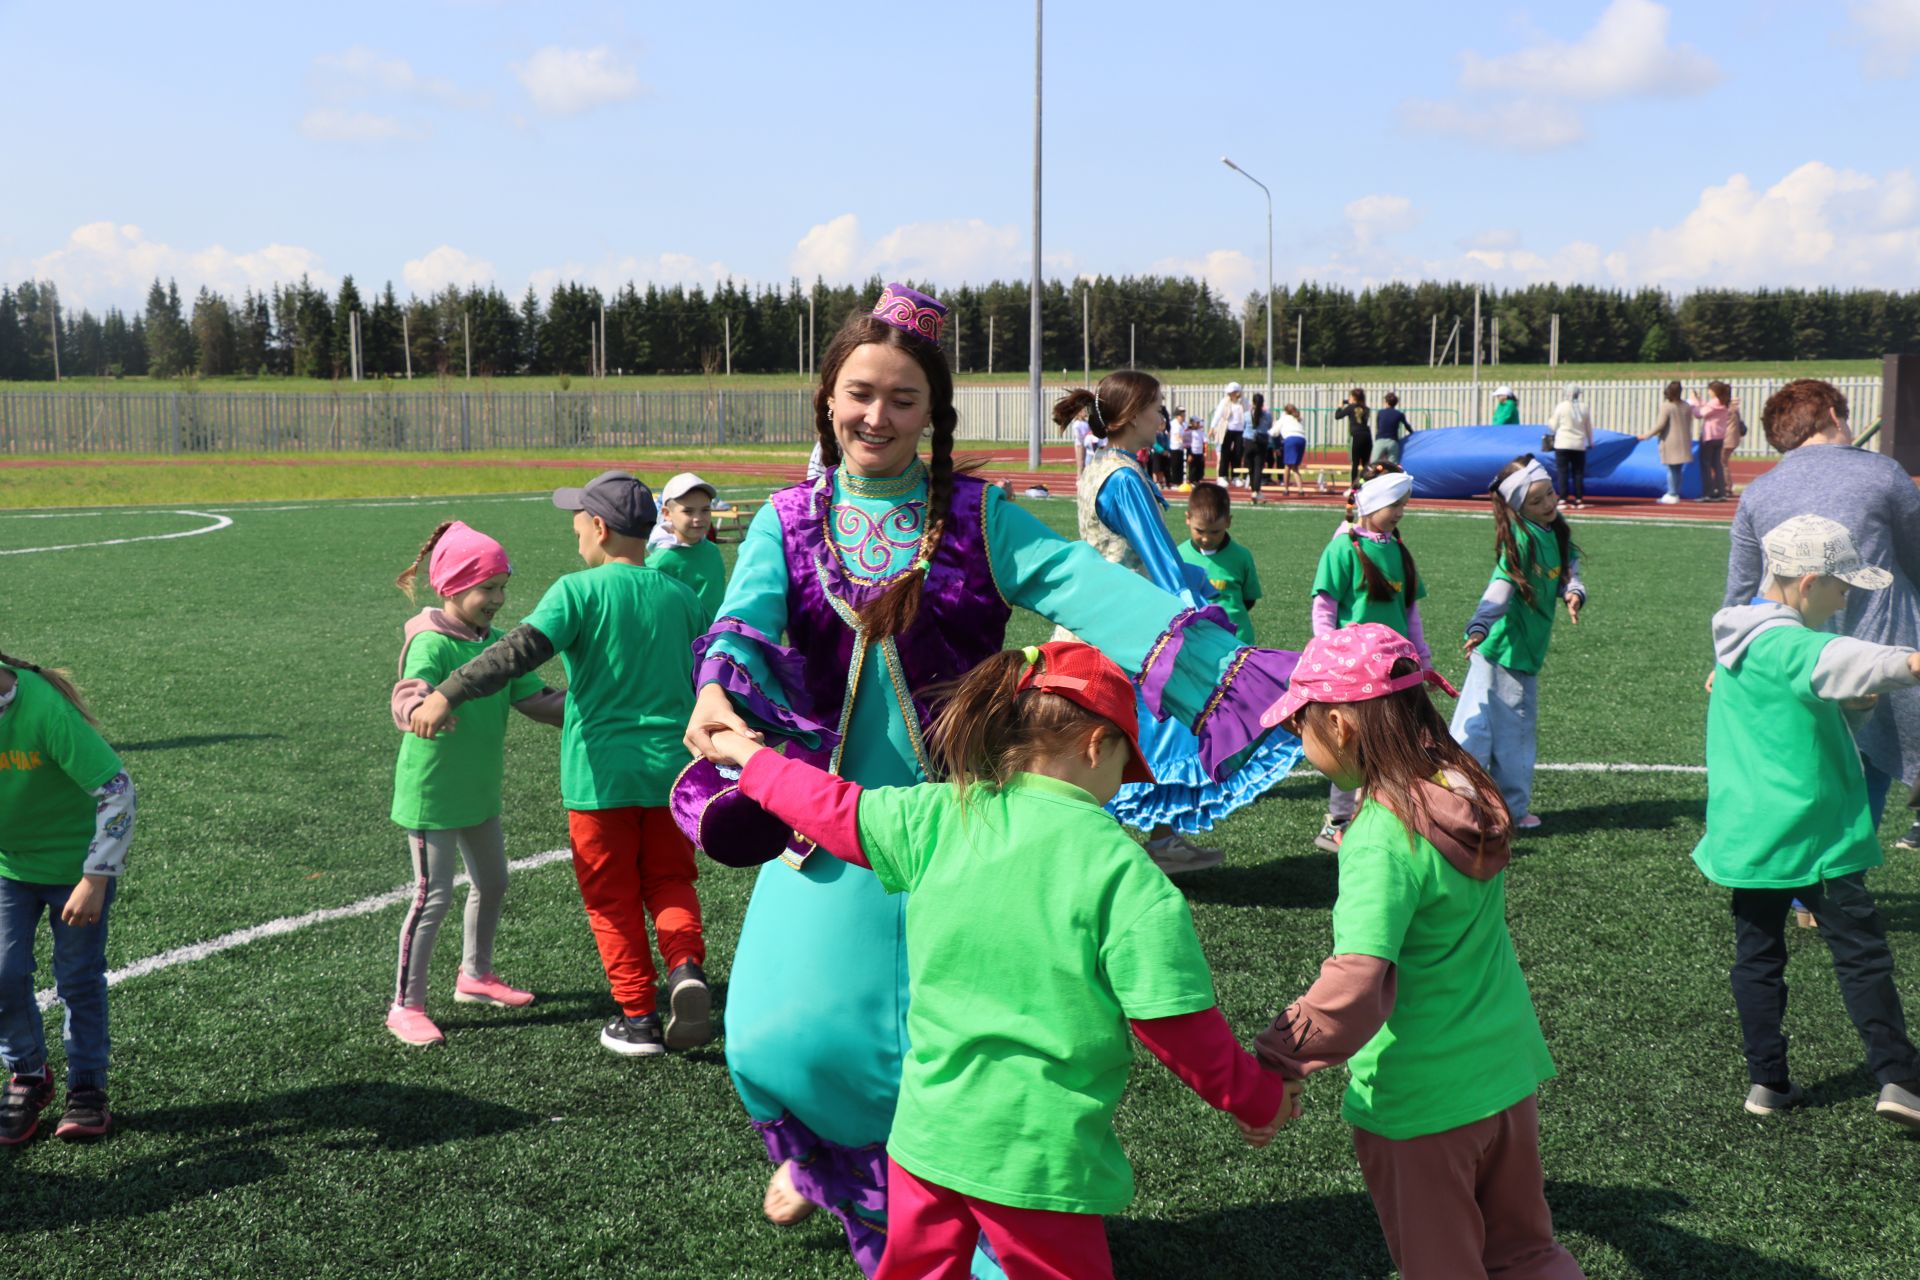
left=1, top=273, right=1915, bottom=384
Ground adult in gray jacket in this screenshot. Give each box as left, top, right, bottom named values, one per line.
left=1725, top=378, right=1920, bottom=845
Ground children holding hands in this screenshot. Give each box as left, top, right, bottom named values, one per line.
left=701, top=641, right=1299, bottom=1279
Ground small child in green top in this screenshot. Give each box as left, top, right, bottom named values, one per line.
left=385, top=520, right=565, bottom=1047
left=1256, top=623, right=1581, bottom=1280
left=705, top=642, right=1296, bottom=1279
left=646, top=472, right=727, bottom=626
left=1449, top=456, right=1588, bottom=830
left=1311, top=467, right=1429, bottom=851
left=0, top=652, right=134, bottom=1145
left=411, top=472, right=711, bottom=1060
left=1697, top=515, right=1920, bottom=1129
left=1176, top=482, right=1262, bottom=644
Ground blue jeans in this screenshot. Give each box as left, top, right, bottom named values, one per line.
left=1665, top=463, right=1685, bottom=498
left=0, top=876, right=115, bottom=1089
left=1449, top=652, right=1540, bottom=818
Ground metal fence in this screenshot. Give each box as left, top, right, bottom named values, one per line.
left=0, top=375, right=1884, bottom=457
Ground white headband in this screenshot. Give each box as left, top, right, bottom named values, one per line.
left=1355, top=471, right=1414, bottom=516
left=1497, top=459, right=1552, bottom=509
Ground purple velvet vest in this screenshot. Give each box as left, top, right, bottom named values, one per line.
left=773, top=468, right=1012, bottom=763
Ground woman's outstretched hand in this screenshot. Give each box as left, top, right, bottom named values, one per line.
left=685, top=682, right=756, bottom=762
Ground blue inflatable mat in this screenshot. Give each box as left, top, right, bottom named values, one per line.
left=1399, top=425, right=1700, bottom=500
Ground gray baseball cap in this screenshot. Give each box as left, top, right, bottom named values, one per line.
left=1764, top=514, right=1892, bottom=589
left=552, top=470, right=658, bottom=537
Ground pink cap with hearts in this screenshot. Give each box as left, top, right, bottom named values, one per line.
left=1259, top=622, right=1458, bottom=729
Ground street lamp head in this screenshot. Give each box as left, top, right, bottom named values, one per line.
left=1221, top=156, right=1237, bottom=169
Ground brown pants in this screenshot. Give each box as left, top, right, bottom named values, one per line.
left=1352, top=1095, right=1583, bottom=1280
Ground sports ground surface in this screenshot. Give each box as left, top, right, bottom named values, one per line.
left=3, top=477, right=1917, bottom=1279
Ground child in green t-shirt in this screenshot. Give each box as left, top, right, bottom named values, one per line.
left=1176, top=482, right=1262, bottom=645
left=1255, top=622, right=1581, bottom=1279
left=0, top=653, right=134, bottom=1145
left=1449, top=456, right=1587, bottom=830
left=704, top=642, right=1296, bottom=1278
left=1696, top=514, right=1920, bottom=1128
left=1310, top=467, right=1429, bottom=852
left=385, top=521, right=566, bottom=1048
left=410, top=472, right=711, bottom=1060
left=645, top=472, right=727, bottom=626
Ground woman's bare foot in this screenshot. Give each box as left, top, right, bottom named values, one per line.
left=764, top=1160, right=817, bottom=1226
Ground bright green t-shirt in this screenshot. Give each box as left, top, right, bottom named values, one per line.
left=1178, top=536, right=1262, bottom=644
left=1477, top=519, right=1563, bottom=676
left=1311, top=531, right=1426, bottom=635
left=523, top=562, right=703, bottom=810
left=646, top=538, right=727, bottom=628
left=392, top=628, right=548, bottom=830
left=0, top=668, right=124, bottom=885
left=856, top=773, right=1218, bottom=1214
left=1695, top=625, right=1880, bottom=889
left=1332, top=798, right=1555, bottom=1140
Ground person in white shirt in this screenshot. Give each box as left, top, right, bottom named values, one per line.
left=1548, top=386, right=1594, bottom=509
left=1276, top=403, right=1308, bottom=496
left=1182, top=412, right=1209, bottom=486
left=1211, top=382, right=1248, bottom=484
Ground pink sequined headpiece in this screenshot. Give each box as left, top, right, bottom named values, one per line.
left=871, top=283, right=948, bottom=346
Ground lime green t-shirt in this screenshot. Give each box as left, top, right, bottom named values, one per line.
left=1477, top=519, right=1563, bottom=676
left=855, top=773, right=1218, bottom=1214
left=391, top=628, right=548, bottom=830
left=1332, top=798, right=1555, bottom=1140
left=1695, top=625, right=1880, bottom=889
left=0, top=668, right=124, bottom=885
left=1311, top=531, right=1426, bottom=635
left=522, top=562, right=704, bottom=810
left=1178, top=536, right=1263, bottom=644
left=646, top=538, right=727, bottom=628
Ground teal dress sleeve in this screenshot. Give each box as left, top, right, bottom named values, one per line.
left=698, top=502, right=813, bottom=740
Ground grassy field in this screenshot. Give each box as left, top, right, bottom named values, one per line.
left=0, top=357, right=1882, bottom=396
left=2, top=489, right=1916, bottom=1279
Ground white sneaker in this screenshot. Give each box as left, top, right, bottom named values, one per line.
left=1657, top=494, right=1680, bottom=505
left=1145, top=835, right=1225, bottom=875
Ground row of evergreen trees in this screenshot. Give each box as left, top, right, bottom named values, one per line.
left=2, top=274, right=1916, bottom=382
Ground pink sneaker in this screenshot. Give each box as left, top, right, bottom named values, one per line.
left=1515, top=814, right=1543, bottom=830
left=454, top=972, right=535, bottom=1008
left=385, top=1002, right=445, bottom=1046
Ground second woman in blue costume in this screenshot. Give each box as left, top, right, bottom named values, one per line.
left=1051, top=373, right=1303, bottom=874
left=679, top=286, right=1304, bottom=1278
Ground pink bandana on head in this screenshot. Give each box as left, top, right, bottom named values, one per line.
left=1260, top=622, right=1458, bottom=729
left=428, top=521, right=512, bottom=598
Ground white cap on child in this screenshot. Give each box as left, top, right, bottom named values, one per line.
left=660, top=472, right=716, bottom=506
left=1763, top=514, right=1892, bottom=589
left=1355, top=471, right=1414, bottom=516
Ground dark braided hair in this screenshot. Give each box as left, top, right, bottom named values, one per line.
left=1341, top=464, right=1418, bottom=603
left=813, top=310, right=969, bottom=640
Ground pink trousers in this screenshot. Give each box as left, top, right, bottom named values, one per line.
left=876, top=1158, right=1114, bottom=1280
left=1352, top=1095, right=1584, bottom=1280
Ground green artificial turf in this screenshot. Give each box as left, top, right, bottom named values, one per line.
left=2, top=492, right=1914, bottom=1279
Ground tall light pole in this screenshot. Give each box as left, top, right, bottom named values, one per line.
left=1027, top=0, right=1045, bottom=470
left=1221, top=156, right=1273, bottom=425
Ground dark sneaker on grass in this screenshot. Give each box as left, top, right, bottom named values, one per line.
left=600, top=1013, right=666, bottom=1057
left=54, top=1087, right=113, bottom=1142
left=1744, top=1082, right=1808, bottom=1116
left=1896, top=823, right=1920, bottom=851
left=663, top=962, right=713, bottom=1051
left=0, top=1071, right=55, bottom=1146
left=1876, top=1080, right=1920, bottom=1130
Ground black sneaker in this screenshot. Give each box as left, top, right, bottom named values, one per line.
left=0, top=1071, right=54, bottom=1146
left=600, top=1013, right=666, bottom=1057
left=53, top=1086, right=112, bottom=1142
left=663, top=962, right=713, bottom=1051
left=1896, top=823, right=1920, bottom=851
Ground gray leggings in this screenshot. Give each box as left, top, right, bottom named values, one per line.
left=394, top=817, right=509, bottom=1007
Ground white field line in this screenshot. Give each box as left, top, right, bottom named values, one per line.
left=0, top=509, right=233, bottom=556
left=35, top=848, right=572, bottom=1011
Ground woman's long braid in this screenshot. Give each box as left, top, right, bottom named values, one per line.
left=813, top=387, right=842, bottom=470
left=857, top=418, right=955, bottom=639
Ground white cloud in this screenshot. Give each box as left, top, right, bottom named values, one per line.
left=525, top=252, right=732, bottom=299
left=17, top=222, right=334, bottom=311
left=1848, top=0, right=1920, bottom=78
left=1459, top=0, right=1718, bottom=98
left=513, top=46, right=644, bottom=115
left=1345, top=194, right=1422, bottom=246
left=1148, top=250, right=1261, bottom=306
left=312, top=46, right=471, bottom=105
left=1400, top=97, right=1585, bottom=151
left=789, top=214, right=1029, bottom=285
left=402, top=245, right=499, bottom=295
left=298, top=109, right=421, bottom=143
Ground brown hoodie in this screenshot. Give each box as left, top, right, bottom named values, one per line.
left=390, top=608, right=566, bottom=730
left=1255, top=771, right=1509, bottom=1079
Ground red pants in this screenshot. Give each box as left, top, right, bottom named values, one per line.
left=877, top=1158, right=1113, bottom=1280
left=566, top=807, right=704, bottom=1018
left=1352, top=1096, right=1584, bottom=1280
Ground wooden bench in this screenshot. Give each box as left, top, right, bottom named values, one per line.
left=709, top=496, right=769, bottom=543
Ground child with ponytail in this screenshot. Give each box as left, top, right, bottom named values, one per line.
left=0, top=653, right=134, bottom=1144
left=386, top=521, right=565, bottom=1046
left=1308, top=466, right=1429, bottom=851
left=1449, top=456, right=1587, bottom=830
left=1256, top=623, right=1583, bottom=1280
left=702, top=642, right=1298, bottom=1280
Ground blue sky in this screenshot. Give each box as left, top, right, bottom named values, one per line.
left=5, top=0, right=1919, bottom=312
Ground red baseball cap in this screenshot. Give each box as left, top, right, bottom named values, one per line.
left=1017, top=641, right=1155, bottom=785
